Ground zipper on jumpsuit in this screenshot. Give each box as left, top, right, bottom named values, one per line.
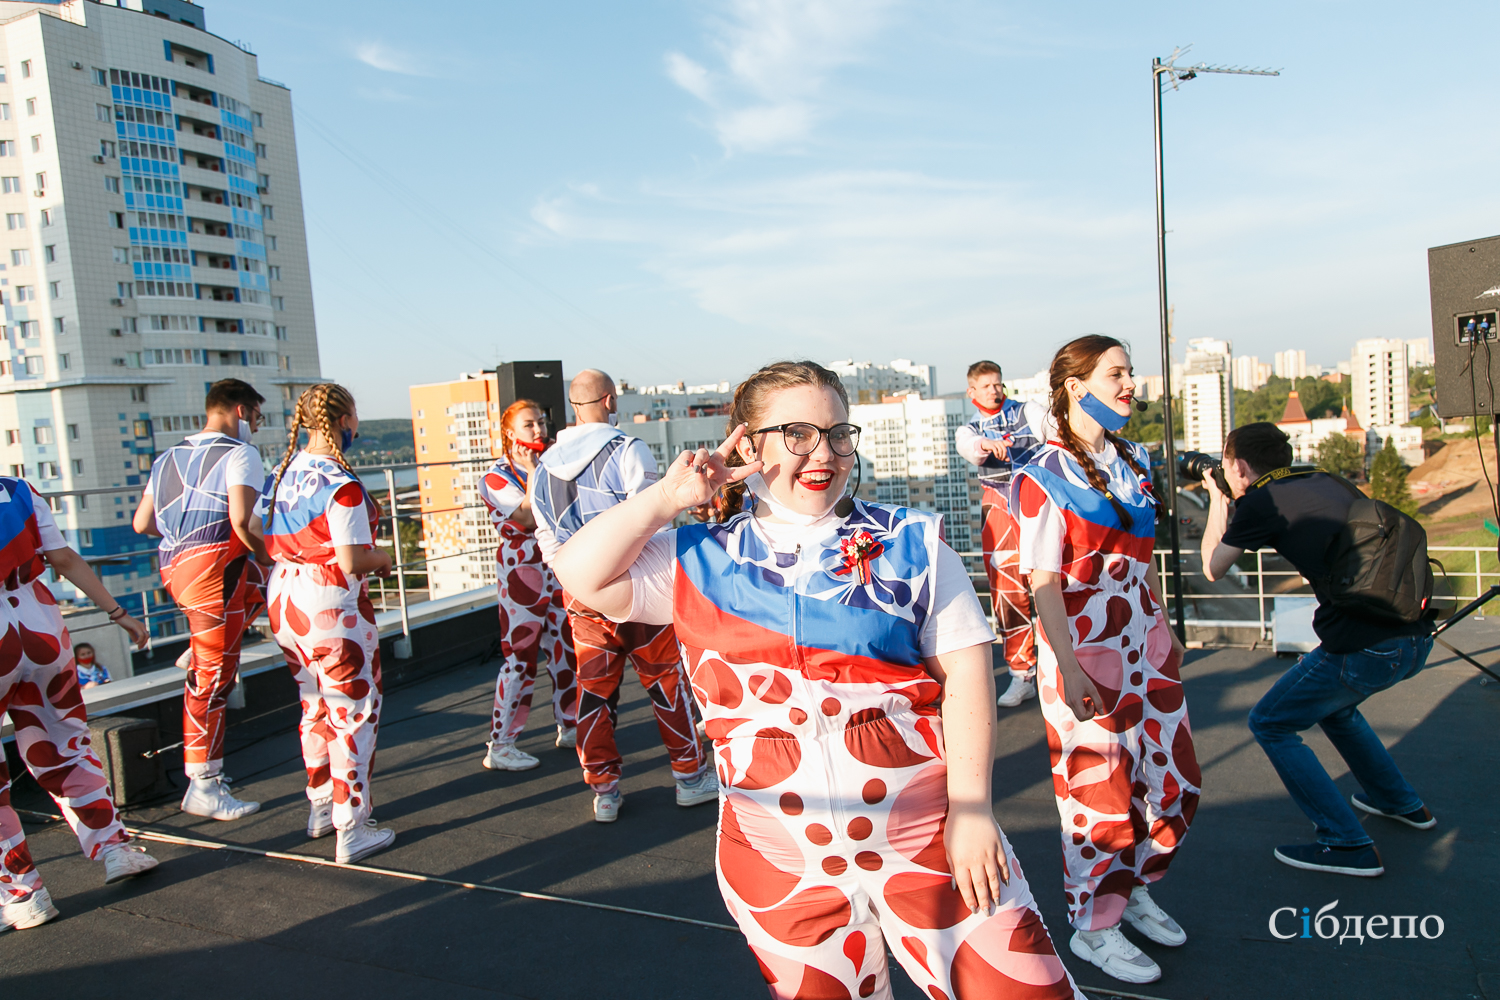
left=791, top=541, right=852, bottom=843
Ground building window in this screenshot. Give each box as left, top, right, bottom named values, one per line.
left=42, top=245, right=53, bottom=263
left=267, top=265, right=280, bottom=280
left=262, top=204, right=273, bottom=221
left=93, top=68, right=106, bottom=86
left=112, top=247, right=128, bottom=264
left=129, top=386, right=147, bottom=402
left=24, top=99, right=34, bottom=117
left=265, top=235, right=277, bottom=251
left=29, top=136, right=40, bottom=153
left=37, top=462, right=57, bottom=480
left=96, top=103, right=111, bottom=122
left=274, top=325, right=287, bottom=340
left=53, top=318, right=64, bottom=334
left=116, top=282, right=134, bottom=299
left=16, top=320, right=37, bottom=338
left=0, top=141, right=13, bottom=157
left=39, top=209, right=51, bottom=227
left=48, top=281, right=59, bottom=299
left=70, top=459, right=83, bottom=474
left=67, top=423, right=77, bottom=440
left=33, top=426, right=52, bottom=444
left=6, top=213, right=24, bottom=230
left=10, top=249, right=28, bottom=265
left=57, top=353, right=68, bottom=370
left=254, top=142, right=266, bottom=157
left=104, top=176, right=120, bottom=194
left=100, top=140, right=115, bottom=159
left=1, top=177, right=18, bottom=193
left=110, top=211, right=124, bottom=229
left=257, top=173, right=269, bottom=191
left=271, top=296, right=284, bottom=311
left=32, top=173, right=44, bottom=193
left=6, top=465, right=18, bottom=477
left=4, top=430, right=16, bottom=444
left=0, top=105, right=8, bottom=121
left=23, top=357, right=42, bottom=375
left=14, top=285, right=33, bottom=302
left=20, top=60, right=30, bottom=79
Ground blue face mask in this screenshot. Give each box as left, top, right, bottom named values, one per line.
left=1079, top=389, right=1131, bottom=432
left=341, top=428, right=354, bottom=451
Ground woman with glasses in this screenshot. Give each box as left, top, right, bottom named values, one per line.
left=553, top=361, right=1081, bottom=1000
left=476, top=399, right=578, bottom=770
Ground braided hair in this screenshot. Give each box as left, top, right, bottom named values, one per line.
left=498, top=398, right=543, bottom=464
left=719, top=360, right=850, bottom=520
left=1047, top=335, right=1151, bottom=529
left=267, top=382, right=357, bottom=532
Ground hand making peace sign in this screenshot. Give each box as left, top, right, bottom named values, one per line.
left=657, top=423, right=763, bottom=514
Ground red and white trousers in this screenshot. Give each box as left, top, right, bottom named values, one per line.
left=490, top=526, right=577, bottom=746
left=268, top=562, right=383, bottom=832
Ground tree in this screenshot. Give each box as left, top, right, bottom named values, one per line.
left=1234, top=375, right=1342, bottom=427
left=1370, top=437, right=1418, bottom=516
left=1316, top=433, right=1365, bottom=480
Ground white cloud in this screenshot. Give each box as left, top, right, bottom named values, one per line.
left=353, top=41, right=429, bottom=77
left=666, top=0, right=898, bottom=152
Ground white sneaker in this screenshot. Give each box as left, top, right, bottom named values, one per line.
left=335, top=819, right=395, bottom=864
left=307, top=798, right=334, bottom=839
left=1070, top=926, right=1161, bottom=984
left=555, top=726, right=577, bottom=749
left=482, top=742, right=541, bottom=771
left=102, top=843, right=159, bottom=884
left=1123, top=884, right=1186, bottom=946
left=997, top=674, right=1037, bottom=708
left=675, top=768, right=719, bottom=807
left=593, top=788, right=622, bottom=823
left=181, top=776, right=260, bottom=821
left=0, top=887, right=59, bottom=931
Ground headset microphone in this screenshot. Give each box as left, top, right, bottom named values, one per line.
left=834, top=459, right=862, bottom=518
left=1135, top=398, right=1149, bottom=412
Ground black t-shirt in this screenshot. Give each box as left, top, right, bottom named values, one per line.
left=1222, top=471, right=1431, bottom=654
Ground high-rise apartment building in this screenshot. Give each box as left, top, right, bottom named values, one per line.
left=827, top=358, right=935, bottom=403
left=1181, top=338, right=1233, bottom=454
left=1232, top=354, right=1271, bottom=391
left=1351, top=338, right=1410, bottom=430
left=848, top=395, right=980, bottom=557
left=1273, top=349, right=1307, bottom=380
left=0, top=0, right=318, bottom=626
left=1405, top=338, right=1432, bottom=368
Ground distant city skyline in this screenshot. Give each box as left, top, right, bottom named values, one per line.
left=203, top=1, right=1499, bottom=417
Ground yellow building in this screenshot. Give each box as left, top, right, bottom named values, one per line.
left=409, top=372, right=505, bottom=599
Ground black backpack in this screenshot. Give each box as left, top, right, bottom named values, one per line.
left=1319, top=474, right=1435, bottom=624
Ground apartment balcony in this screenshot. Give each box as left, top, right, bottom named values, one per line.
left=173, top=130, right=222, bottom=161
left=185, top=229, right=238, bottom=256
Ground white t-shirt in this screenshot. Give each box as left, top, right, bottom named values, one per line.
left=21, top=482, right=66, bottom=551
left=619, top=513, right=996, bottom=658
left=142, top=431, right=266, bottom=496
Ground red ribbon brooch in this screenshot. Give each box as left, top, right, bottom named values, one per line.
left=834, top=530, right=884, bottom=585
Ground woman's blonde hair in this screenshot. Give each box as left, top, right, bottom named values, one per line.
left=720, top=360, right=850, bottom=519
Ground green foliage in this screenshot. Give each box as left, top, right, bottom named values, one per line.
left=1316, top=433, right=1365, bottom=479
left=345, top=418, right=415, bottom=464
left=1118, top=397, right=1178, bottom=443
left=1234, top=375, right=1343, bottom=427
left=1369, top=437, right=1417, bottom=516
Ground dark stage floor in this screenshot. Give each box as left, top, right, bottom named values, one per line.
left=3, top=620, right=1497, bottom=999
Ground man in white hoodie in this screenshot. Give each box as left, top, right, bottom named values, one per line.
left=532, top=370, right=714, bottom=823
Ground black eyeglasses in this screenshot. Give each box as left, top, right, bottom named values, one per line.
left=750, top=422, right=862, bottom=457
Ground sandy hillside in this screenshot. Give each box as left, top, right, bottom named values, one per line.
left=1410, top=437, right=1500, bottom=519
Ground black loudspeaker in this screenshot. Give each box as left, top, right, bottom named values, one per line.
left=1430, top=234, right=1500, bottom=418
left=87, top=716, right=166, bottom=806
left=493, top=361, right=566, bottom=436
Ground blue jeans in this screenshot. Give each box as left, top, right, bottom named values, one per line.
left=1248, top=634, right=1433, bottom=847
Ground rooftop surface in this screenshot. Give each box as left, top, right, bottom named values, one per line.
left=2, top=623, right=1496, bottom=1000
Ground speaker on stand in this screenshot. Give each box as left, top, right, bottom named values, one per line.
left=492, top=361, right=566, bottom=439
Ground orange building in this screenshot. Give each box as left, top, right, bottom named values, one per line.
left=409, top=372, right=506, bottom=599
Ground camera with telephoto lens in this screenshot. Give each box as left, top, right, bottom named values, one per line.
left=1178, top=450, right=1233, bottom=498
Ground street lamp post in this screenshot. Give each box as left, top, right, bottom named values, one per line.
left=1151, top=47, right=1279, bottom=640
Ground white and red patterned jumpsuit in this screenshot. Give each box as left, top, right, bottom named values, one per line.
left=1015, top=440, right=1200, bottom=931
left=478, top=457, right=577, bottom=747
left=265, top=452, right=384, bottom=833
left=0, top=478, right=131, bottom=900
left=622, top=499, right=1083, bottom=1000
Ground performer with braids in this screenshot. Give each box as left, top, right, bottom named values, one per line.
left=953, top=361, right=1048, bottom=709
left=476, top=399, right=578, bottom=770
left=265, top=383, right=396, bottom=864
left=0, top=474, right=157, bottom=931
left=133, top=378, right=270, bottom=820
left=532, top=369, right=712, bottom=823
left=553, top=361, right=1083, bottom=1000
left=1013, top=336, right=1197, bottom=986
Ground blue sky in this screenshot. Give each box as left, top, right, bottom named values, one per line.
left=207, top=0, right=1500, bottom=417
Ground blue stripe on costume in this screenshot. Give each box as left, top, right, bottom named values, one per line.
left=1013, top=441, right=1157, bottom=538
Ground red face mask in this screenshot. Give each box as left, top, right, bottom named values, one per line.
left=76, top=650, right=94, bottom=665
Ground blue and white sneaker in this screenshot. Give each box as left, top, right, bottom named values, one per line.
left=675, top=769, right=719, bottom=807
left=1351, top=793, right=1436, bottom=830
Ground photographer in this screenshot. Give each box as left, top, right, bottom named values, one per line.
left=1200, top=422, right=1436, bottom=878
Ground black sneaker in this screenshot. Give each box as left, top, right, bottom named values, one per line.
left=1273, top=842, right=1384, bottom=877
left=1351, top=793, right=1436, bottom=830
